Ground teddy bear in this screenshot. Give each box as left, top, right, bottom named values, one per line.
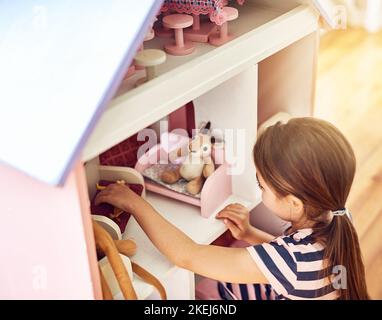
left=160, top=122, right=215, bottom=195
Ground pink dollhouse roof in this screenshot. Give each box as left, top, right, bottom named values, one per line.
left=0, top=0, right=163, bottom=185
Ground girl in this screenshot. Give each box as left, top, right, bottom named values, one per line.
left=95, top=117, right=369, bottom=300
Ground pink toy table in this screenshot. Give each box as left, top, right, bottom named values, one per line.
left=161, top=0, right=245, bottom=26
left=209, top=6, right=238, bottom=46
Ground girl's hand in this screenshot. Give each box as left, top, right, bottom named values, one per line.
left=95, top=183, right=144, bottom=213
left=216, top=203, right=254, bottom=242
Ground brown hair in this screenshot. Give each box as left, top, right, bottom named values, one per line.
left=254, top=117, right=369, bottom=300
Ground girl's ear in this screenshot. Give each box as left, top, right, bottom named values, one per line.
left=285, top=194, right=304, bottom=219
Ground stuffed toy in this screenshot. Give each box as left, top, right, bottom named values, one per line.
left=160, top=122, right=215, bottom=195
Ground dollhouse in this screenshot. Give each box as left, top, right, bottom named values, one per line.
left=0, top=0, right=336, bottom=299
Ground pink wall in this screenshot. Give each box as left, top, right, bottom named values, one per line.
left=0, top=162, right=98, bottom=299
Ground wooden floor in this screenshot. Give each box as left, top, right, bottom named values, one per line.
left=315, top=28, right=382, bottom=299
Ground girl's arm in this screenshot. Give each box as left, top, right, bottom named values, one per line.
left=95, top=184, right=269, bottom=285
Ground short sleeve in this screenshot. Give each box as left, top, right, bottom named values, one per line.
left=246, top=235, right=335, bottom=299
left=246, top=239, right=298, bottom=297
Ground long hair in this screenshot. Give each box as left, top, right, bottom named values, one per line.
left=254, top=117, right=369, bottom=300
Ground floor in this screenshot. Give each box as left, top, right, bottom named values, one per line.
left=315, top=28, right=382, bottom=299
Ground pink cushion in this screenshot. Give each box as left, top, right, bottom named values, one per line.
left=163, top=14, right=193, bottom=29
left=223, top=7, right=238, bottom=21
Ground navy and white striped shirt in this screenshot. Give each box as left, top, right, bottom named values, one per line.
left=221, top=228, right=339, bottom=300
left=248, top=228, right=338, bottom=299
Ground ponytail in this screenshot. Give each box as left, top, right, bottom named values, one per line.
left=312, top=214, right=370, bottom=300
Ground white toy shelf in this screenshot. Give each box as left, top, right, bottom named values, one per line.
left=82, top=0, right=322, bottom=300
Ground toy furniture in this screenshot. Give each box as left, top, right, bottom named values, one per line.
left=161, top=0, right=245, bottom=26
left=139, top=18, right=157, bottom=51
left=163, top=14, right=195, bottom=56
left=129, top=22, right=156, bottom=76
left=184, top=14, right=217, bottom=43
left=161, top=1, right=246, bottom=43
left=0, top=0, right=336, bottom=300
left=209, top=7, right=239, bottom=46
left=133, top=49, right=167, bottom=87
left=135, top=24, right=157, bottom=71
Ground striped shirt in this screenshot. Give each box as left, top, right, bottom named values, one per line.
left=220, top=228, right=339, bottom=300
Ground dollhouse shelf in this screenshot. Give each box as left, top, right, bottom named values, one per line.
left=117, top=192, right=261, bottom=300
left=82, top=1, right=319, bottom=162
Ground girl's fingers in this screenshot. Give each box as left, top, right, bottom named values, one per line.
left=223, top=219, right=241, bottom=238
left=95, top=192, right=112, bottom=206
left=216, top=210, right=245, bottom=228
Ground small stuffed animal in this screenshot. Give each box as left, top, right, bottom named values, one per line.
left=161, top=122, right=215, bottom=195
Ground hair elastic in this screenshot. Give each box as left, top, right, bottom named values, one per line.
left=331, top=208, right=349, bottom=217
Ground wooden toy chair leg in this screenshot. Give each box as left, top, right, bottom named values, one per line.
left=166, top=28, right=195, bottom=55
left=220, top=22, right=228, bottom=41
left=146, top=66, right=156, bottom=81
left=175, top=28, right=184, bottom=48
left=193, top=14, right=200, bottom=31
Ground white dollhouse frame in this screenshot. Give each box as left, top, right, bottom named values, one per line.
left=83, top=0, right=328, bottom=299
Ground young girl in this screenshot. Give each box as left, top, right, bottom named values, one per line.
left=95, top=117, right=369, bottom=300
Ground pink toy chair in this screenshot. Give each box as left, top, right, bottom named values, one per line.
left=133, top=49, right=167, bottom=87
left=163, top=14, right=195, bottom=56
left=209, top=7, right=238, bottom=47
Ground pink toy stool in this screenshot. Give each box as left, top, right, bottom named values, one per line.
left=163, top=14, right=195, bottom=56
left=209, top=7, right=238, bottom=47
left=155, top=12, right=173, bottom=38
left=184, top=14, right=217, bottom=43
left=133, top=49, right=166, bottom=87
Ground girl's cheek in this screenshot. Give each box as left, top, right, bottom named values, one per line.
left=262, top=191, right=286, bottom=219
